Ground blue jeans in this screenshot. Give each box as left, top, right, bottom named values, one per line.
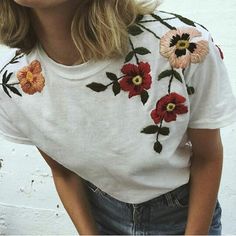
left=83, top=179, right=222, bottom=235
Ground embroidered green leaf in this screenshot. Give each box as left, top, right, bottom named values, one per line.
left=159, top=11, right=196, bottom=27
left=154, top=141, right=162, bottom=153
left=106, top=72, right=118, bottom=81
left=112, top=81, right=121, bottom=96
left=158, top=127, right=170, bottom=136
left=196, top=23, right=208, bottom=31
left=6, top=72, right=13, bottom=83
left=2, top=84, right=11, bottom=98
left=86, top=83, right=107, bottom=92
left=128, top=25, right=144, bottom=36
left=2, top=71, right=13, bottom=84
left=176, top=15, right=196, bottom=27
left=125, top=51, right=134, bottom=63
left=158, top=70, right=173, bottom=80
left=134, top=47, right=151, bottom=56
left=141, top=125, right=159, bottom=134
left=135, top=14, right=144, bottom=23
left=5, top=85, right=22, bottom=97
left=187, top=86, right=195, bottom=95
left=173, top=70, right=183, bottom=83
left=10, top=51, right=24, bottom=64
left=10, top=61, right=20, bottom=64
left=140, top=90, right=149, bottom=105
left=2, top=70, right=8, bottom=83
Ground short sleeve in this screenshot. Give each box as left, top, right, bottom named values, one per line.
left=0, top=100, right=34, bottom=145
left=0, top=48, right=34, bottom=145
left=186, top=33, right=236, bottom=129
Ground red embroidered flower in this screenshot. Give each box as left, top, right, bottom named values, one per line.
left=119, top=62, right=152, bottom=98
left=151, top=92, right=188, bottom=124
left=17, top=60, right=45, bottom=95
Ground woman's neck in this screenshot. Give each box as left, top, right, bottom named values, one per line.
left=31, top=2, right=83, bottom=66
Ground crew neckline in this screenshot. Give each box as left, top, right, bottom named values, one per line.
left=36, top=44, right=113, bottom=80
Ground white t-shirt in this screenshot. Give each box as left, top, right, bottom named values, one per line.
left=1, top=10, right=236, bottom=204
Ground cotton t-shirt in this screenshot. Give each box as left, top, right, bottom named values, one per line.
left=1, top=10, right=236, bottom=204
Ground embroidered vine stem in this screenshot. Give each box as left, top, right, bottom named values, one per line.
left=162, top=17, right=177, bottom=21
left=137, top=23, right=161, bottom=39
left=156, top=120, right=163, bottom=140
left=8, top=82, right=19, bottom=86
left=0, top=82, right=19, bottom=86
left=139, top=20, right=158, bottom=23
left=139, top=17, right=176, bottom=24
left=150, top=13, right=176, bottom=30
left=168, top=68, right=175, bottom=94
left=158, top=10, right=208, bottom=31
left=105, top=76, right=125, bottom=87
left=0, top=53, right=24, bottom=75
left=128, top=37, right=139, bottom=64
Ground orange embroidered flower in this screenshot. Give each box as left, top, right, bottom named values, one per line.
left=17, top=60, right=45, bottom=95
left=160, top=28, right=209, bottom=69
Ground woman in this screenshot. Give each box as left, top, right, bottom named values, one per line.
left=0, top=0, right=236, bottom=235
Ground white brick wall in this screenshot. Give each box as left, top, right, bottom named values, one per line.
left=0, top=0, right=236, bottom=234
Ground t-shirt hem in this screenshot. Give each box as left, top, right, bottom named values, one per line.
left=188, top=113, right=236, bottom=129
left=0, top=129, right=34, bottom=145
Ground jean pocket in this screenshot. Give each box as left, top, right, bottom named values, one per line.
left=168, top=183, right=190, bottom=208
left=83, top=180, right=100, bottom=193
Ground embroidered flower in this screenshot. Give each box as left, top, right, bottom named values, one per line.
left=119, top=62, right=152, bottom=98
left=17, top=60, right=45, bottom=95
left=151, top=92, right=188, bottom=124
left=160, top=28, right=209, bottom=69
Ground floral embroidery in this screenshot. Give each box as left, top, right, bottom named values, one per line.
left=86, top=38, right=152, bottom=105
left=0, top=11, right=210, bottom=154
left=17, top=60, right=45, bottom=95
left=85, top=11, right=211, bottom=154
left=119, top=62, right=152, bottom=98
left=0, top=51, right=45, bottom=97
left=141, top=93, right=188, bottom=153
left=160, top=28, right=209, bottom=69
left=151, top=93, right=188, bottom=124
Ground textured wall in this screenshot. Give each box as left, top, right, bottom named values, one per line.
left=0, top=0, right=236, bottom=234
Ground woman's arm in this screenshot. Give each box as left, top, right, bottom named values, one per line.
left=185, top=128, right=223, bottom=235
left=37, top=148, right=100, bottom=235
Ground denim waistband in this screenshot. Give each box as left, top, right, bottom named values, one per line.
left=134, top=182, right=190, bottom=207
left=83, top=178, right=190, bottom=206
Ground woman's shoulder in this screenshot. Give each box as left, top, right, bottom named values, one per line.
left=0, top=46, right=44, bottom=99
left=134, top=9, right=223, bottom=70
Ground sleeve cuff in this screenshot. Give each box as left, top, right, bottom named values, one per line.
left=188, top=112, right=236, bottom=129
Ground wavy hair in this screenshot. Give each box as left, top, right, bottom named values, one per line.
left=0, top=0, right=159, bottom=62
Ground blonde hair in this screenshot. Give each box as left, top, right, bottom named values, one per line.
left=0, top=0, right=159, bottom=62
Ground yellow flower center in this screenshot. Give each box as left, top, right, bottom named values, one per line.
left=26, top=71, right=33, bottom=82
left=166, top=103, right=176, bottom=112
left=176, top=40, right=190, bottom=50
left=132, top=75, right=143, bottom=85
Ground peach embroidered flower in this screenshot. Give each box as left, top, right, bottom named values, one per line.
left=160, top=28, right=209, bottom=69
left=17, top=60, right=45, bottom=95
